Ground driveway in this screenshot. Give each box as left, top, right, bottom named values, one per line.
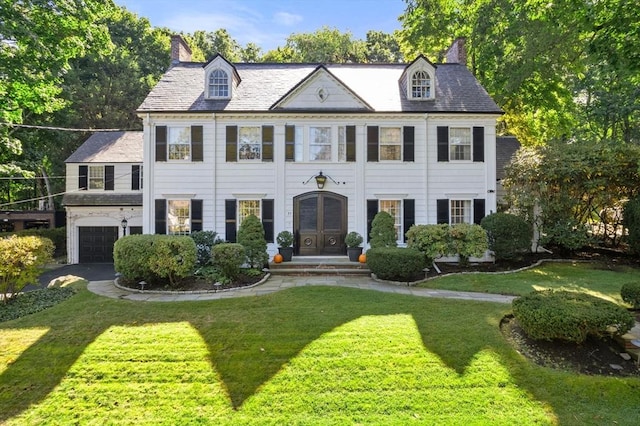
left=35, top=263, right=116, bottom=289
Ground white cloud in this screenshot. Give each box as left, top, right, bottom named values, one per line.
left=273, top=11, right=303, bottom=26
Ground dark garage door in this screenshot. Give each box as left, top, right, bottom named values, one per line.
left=79, top=226, right=118, bottom=263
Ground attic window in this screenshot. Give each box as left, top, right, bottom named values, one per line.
left=208, top=69, right=229, bottom=98
left=411, top=70, right=431, bottom=99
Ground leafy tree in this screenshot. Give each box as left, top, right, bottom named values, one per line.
left=240, top=43, right=263, bottom=62
left=191, top=29, right=241, bottom=61
left=365, top=30, right=403, bottom=62
left=0, top=235, right=53, bottom=303
left=623, top=197, right=640, bottom=255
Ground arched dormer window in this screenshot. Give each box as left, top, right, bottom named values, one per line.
left=411, top=70, right=431, bottom=99
left=208, top=69, right=229, bottom=98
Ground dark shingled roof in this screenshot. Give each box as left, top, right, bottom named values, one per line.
left=65, top=131, right=143, bottom=163
left=62, top=193, right=142, bottom=206
left=138, top=62, right=502, bottom=114
left=496, top=136, right=521, bottom=180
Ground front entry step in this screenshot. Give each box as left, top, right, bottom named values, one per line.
left=269, top=256, right=370, bottom=276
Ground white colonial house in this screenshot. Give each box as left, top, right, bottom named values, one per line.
left=64, top=35, right=504, bottom=263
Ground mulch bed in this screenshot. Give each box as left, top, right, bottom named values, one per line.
left=118, top=272, right=266, bottom=292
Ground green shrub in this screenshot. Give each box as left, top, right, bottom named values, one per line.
left=148, top=236, right=197, bottom=287
left=0, top=235, right=54, bottom=303
left=512, top=290, right=635, bottom=343
left=621, top=282, right=640, bottom=309
left=449, top=223, right=488, bottom=265
left=237, top=214, right=268, bottom=268
left=212, top=243, right=245, bottom=282
left=276, top=230, right=294, bottom=248
left=344, top=231, right=363, bottom=248
left=190, top=230, right=222, bottom=268
left=366, top=247, right=426, bottom=282
left=369, top=211, right=398, bottom=248
left=480, top=213, right=531, bottom=261
left=540, top=219, right=591, bottom=253
left=114, top=235, right=197, bottom=286
left=114, top=235, right=156, bottom=281
left=14, top=227, right=66, bottom=258
left=406, top=224, right=451, bottom=264
left=623, top=197, right=640, bottom=255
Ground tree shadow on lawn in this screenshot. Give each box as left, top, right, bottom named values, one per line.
left=0, top=283, right=628, bottom=423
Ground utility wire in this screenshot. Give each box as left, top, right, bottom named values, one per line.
left=0, top=122, right=140, bottom=132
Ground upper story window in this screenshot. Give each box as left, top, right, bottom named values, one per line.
left=89, top=166, right=105, bottom=190
left=449, top=127, right=471, bottom=161
left=208, top=69, right=229, bottom=98
left=411, top=71, right=431, bottom=99
left=379, top=127, right=402, bottom=161
left=79, top=165, right=114, bottom=191
left=309, top=127, right=332, bottom=161
left=239, top=126, right=262, bottom=160
left=168, top=126, right=191, bottom=160
left=367, top=125, right=414, bottom=162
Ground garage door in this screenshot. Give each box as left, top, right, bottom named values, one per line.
left=79, top=226, right=118, bottom=263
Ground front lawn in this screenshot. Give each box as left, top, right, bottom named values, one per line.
left=419, top=261, right=640, bottom=303
left=1, top=281, right=639, bottom=425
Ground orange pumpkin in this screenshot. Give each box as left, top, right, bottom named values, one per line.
left=358, top=253, right=367, bottom=263
left=273, top=253, right=284, bottom=264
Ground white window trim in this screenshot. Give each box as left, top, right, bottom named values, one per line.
left=238, top=125, right=263, bottom=161
left=448, top=126, right=472, bottom=162
left=167, top=199, right=191, bottom=235
left=88, top=165, right=105, bottom=191
left=237, top=199, right=262, bottom=229
left=379, top=126, right=403, bottom=162
left=449, top=199, right=472, bottom=225
left=206, top=68, right=231, bottom=99
left=167, top=126, right=191, bottom=161
left=378, top=199, right=403, bottom=243
left=408, top=69, right=435, bottom=101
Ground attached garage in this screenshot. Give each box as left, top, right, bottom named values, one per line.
left=78, top=226, right=118, bottom=263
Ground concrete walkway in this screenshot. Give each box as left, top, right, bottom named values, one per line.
left=87, top=275, right=517, bottom=304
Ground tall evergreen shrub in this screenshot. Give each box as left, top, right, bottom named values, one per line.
left=369, top=211, right=397, bottom=248
left=237, top=214, right=268, bottom=268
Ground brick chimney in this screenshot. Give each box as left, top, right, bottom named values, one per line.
left=445, top=37, right=467, bottom=65
left=170, top=35, right=192, bottom=64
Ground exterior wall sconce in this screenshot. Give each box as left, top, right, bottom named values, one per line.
left=121, top=218, right=128, bottom=236
left=303, top=171, right=339, bottom=189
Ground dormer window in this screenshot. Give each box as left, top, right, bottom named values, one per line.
left=411, top=70, right=431, bottom=99
left=208, top=69, right=229, bottom=98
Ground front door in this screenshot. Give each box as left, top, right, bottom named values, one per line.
left=294, top=191, right=347, bottom=255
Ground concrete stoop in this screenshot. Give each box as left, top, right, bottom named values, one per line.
left=615, top=322, right=640, bottom=364
left=269, top=256, right=370, bottom=276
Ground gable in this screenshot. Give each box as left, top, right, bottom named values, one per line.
left=271, top=66, right=372, bottom=111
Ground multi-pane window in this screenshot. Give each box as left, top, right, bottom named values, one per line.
left=380, top=127, right=402, bottom=161
left=309, top=127, right=331, bottom=161
left=338, top=126, right=346, bottom=162
left=450, top=200, right=472, bottom=224
left=209, top=69, right=229, bottom=97
left=379, top=200, right=402, bottom=241
left=449, top=127, right=471, bottom=161
left=168, top=127, right=191, bottom=160
left=411, top=70, right=431, bottom=98
left=238, top=126, right=261, bottom=160
left=238, top=200, right=261, bottom=226
left=89, top=166, right=104, bottom=189
left=168, top=200, right=190, bottom=234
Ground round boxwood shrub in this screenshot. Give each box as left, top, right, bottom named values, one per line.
left=512, top=290, right=635, bottom=343
left=366, top=247, right=426, bottom=282
left=480, top=213, right=531, bottom=261
left=621, top=282, right=640, bottom=309
left=212, top=243, right=245, bottom=282
left=114, top=235, right=157, bottom=281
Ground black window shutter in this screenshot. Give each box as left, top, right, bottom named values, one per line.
left=346, top=125, right=356, bottom=162
left=285, top=125, right=295, bottom=161
left=437, top=126, right=449, bottom=162
left=225, top=199, right=237, bottom=242
left=155, top=199, right=166, bottom=234
left=104, top=165, right=114, bottom=191
left=473, top=199, right=486, bottom=224
left=473, top=126, right=484, bottom=162
left=131, top=165, right=140, bottom=190
left=156, top=126, right=167, bottom=162
left=191, top=199, right=203, bottom=232
left=403, top=199, right=415, bottom=242
left=191, top=126, right=203, bottom=161
left=226, top=126, right=237, bottom=162
left=437, top=199, right=449, bottom=224
left=262, top=125, right=274, bottom=162
left=79, top=165, right=88, bottom=190
left=367, top=199, right=379, bottom=240
left=262, top=199, right=274, bottom=243
left=403, top=126, right=414, bottom=162
left=367, top=126, right=379, bottom=162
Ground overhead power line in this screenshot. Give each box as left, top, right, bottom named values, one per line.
left=0, top=123, right=140, bottom=132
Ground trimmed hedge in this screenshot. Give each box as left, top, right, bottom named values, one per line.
left=621, top=282, right=640, bottom=309
left=114, top=234, right=197, bottom=286
left=406, top=224, right=450, bottom=264
left=480, top=213, right=531, bottom=260
left=366, top=247, right=426, bottom=282
left=512, top=290, right=634, bottom=343
left=211, top=243, right=245, bottom=282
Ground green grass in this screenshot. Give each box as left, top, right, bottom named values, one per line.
left=419, top=262, right=640, bottom=303
left=1, top=280, right=639, bottom=425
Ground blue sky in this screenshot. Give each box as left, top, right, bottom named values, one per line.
left=114, top=0, right=406, bottom=52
